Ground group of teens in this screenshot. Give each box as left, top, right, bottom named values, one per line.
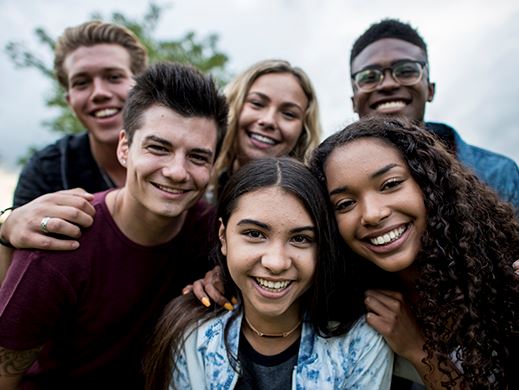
left=0, top=17, right=518, bottom=390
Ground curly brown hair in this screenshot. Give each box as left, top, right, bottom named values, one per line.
left=309, top=116, right=519, bottom=388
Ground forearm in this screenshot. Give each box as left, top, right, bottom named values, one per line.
left=407, top=350, right=466, bottom=390
left=0, top=245, right=13, bottom=286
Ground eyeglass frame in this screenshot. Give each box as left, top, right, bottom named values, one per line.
left=351, top=60, right=428, bottom=92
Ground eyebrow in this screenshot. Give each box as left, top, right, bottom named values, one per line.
left=237, top=218, right=314, bottom=233
left=247, top=91, right=305, bottom=112
left=143, top=135, right=214, bottom=158
left=69, top=67, right=127, bottom=79
left=328, top=163, right=400, bottom=196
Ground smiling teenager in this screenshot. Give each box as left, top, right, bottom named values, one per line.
left=0, top=21, right=150, bottom=265
left=309, top=116, right=519, bottom=389
left=349, top=19, right=519, bottom=212
left=0, top=62, right=228, bottom=389
left=144, top=157, right=393, bottom=390
left=209, top=59, right=322, bottom=201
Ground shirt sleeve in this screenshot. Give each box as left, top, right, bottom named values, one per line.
left=0, top=250, right=77, bottom=350
left=13, top=143, right=63, bottom=207
left=342, top=317, right=394, bottom=390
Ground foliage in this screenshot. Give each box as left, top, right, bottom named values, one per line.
left=5, top=2, right=230, bottom=142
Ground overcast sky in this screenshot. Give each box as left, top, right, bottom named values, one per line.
left=1, top=0, right=518, bottom=179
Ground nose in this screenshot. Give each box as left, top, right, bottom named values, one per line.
left=258, top=107, right=277, bottom=130
left=91, top=78, right=112, bottom=101
left=162, top=154, right=189, bottom=183
left=377, top=69, right=399, bottom=90
left=261, top=242, right=292, bottom=275
left=360, top=194, right=391, bottom=226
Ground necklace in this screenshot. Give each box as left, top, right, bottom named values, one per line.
left=244, top=316, right=302, bottom=338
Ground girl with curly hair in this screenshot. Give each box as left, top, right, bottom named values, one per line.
left=309, top=116, right=518, bottom=389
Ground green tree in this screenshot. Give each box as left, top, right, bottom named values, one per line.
left=5, top=2, right=230, bottom=139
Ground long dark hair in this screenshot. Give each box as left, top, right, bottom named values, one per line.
left=310, top=116, right=519, bottom=388
left=144, top=157, right=362, bottom=390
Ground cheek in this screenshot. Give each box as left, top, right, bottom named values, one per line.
left=279, top=122, right=303, bottom=149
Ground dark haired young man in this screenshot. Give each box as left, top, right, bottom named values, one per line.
left=0, top=62, right=228, bottom=389
left=349, top=18, right=519, bottom=211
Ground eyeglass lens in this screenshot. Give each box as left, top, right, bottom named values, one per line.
left=354, top=61, right=423, bottom=91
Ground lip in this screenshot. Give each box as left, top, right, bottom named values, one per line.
left=370, top=97, right=410, bottom=110
left=151, top=182, right=191, bottom=197
left=252, top=276, right=293, bottom=300
left=247, top=130, right=279, bottom=149
left=89, top=106, right=122, bottom=119
left=360, top=223, right=412, bottom=254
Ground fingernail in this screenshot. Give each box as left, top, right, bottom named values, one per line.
left=224, top=302, right=234, bottom=311
left=231, top=296, right=238, bottom=305
left=201, top=297, right=211, bottom=307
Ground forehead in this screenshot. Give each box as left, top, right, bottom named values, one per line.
left=133, top=105, right=217, bottom=151
left=325, top=138, right=405, bottom=183
left=231, top=187, right=312, bottom=225
left=64, top=43, right=132, bottom=78
left=249, top=72, right=308, bottom=107
left=351, top=38, right=427, bottom=73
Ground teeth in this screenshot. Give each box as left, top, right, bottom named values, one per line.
left=370, top=226, right=406, bottom=246
left=250, top=133, right=276, bottom=145
left=155, top=184, right=186, bottom=194
left=94, top=108, right=119, bottom=118
left=255, top=277, right=290, bottom=291
left=375, top=101, right=406, bottom=112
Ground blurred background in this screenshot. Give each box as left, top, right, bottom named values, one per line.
left=1, top=0, right=518, bottom=209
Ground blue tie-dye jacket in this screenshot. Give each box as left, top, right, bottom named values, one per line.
left=170, top=310, right=393, bottom=389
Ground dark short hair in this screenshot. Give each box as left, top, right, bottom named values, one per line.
left=54, top=20, right=148, bottom=89
left=350, top=18, right=428, bottom=65
left=123, top=62, right=229, bottom=160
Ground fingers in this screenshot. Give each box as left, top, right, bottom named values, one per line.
left=2, top=189, right=96, bottom=250
left=513, top=259, right=519, bottom=279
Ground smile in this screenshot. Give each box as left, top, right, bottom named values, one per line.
left=92, top=108, right=120, bottom=118
left=153, top=183, right=189, bottom=194
left=373, top=100, right=407, bottom=113
left=369, top=225, right=407, bottom=246
left=248, top=131, right=278, bottom=145
left=255, top=277, right=291, bottom=291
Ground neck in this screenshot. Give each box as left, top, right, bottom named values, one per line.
left=106, top=189, right=187, bottom=246
left=89, top=136, right=126, bottom=187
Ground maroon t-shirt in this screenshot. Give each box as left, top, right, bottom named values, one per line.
left=0, top=190, right=215, bottom=389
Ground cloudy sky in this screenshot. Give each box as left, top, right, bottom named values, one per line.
left=1, top=0, right=518, bottom=202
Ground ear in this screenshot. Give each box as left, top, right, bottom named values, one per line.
left=427, top=82, right=436, bottom=102
left=351, top=95, right=358, bottom=114
left=117, top=130, right=129, bottom=167
left=218, top=218, right=227, bottom=256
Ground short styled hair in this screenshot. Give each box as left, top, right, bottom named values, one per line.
left=122, top=62, right=228, bottom=159
left=54, top=20, right=148, bottom=89
left=350, top=18, right=428, bottom=65
left=214, top=59, right=322, bottom=179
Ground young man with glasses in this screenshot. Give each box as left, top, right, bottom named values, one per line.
left=349, top=18, right=519, bottom=211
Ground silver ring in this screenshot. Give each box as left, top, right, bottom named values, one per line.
left=40, top=217, right=51, bottom=234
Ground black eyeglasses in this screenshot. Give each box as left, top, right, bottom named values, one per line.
left=351, top=60, right=427, bottom=92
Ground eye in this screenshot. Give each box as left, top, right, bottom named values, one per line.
left=281, top=111, right=298, bottom=120
left=248, top=99, right=264, bottom=108
left=242, top=230, right=265, bottom=240
left=334, top=198, right=355, bottom=213
left=146, top=144, right=168, bottom=154
left=189, top=153, right=210, bottom=165
left=381, top=178, right=404, bottom=191
left=291, top=234, right=314, bottom=246
left=71, top=78, right=89, bottom=89
left=108, top=73, right=124, bottom=82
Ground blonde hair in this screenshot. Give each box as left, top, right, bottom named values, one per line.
left=54, top=20, right=148, bottom=89
left=213, top=59, right=322, bottom=192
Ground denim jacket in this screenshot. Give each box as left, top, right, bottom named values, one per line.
left=171, top=310, right=393, bottom=390
left=426, top=122, right=519, bottom=213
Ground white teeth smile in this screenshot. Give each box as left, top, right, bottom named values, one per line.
left=369, top=226, right=406, bottom=246
left=155, top=184, right=186, bottom=194
left=375, top=101, right=406, bottom=112
left=255, top=277, right=291, bottom=291
left=249, top=133, right=277, bottom=145
left=93, top=108, right=119, bottom=118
